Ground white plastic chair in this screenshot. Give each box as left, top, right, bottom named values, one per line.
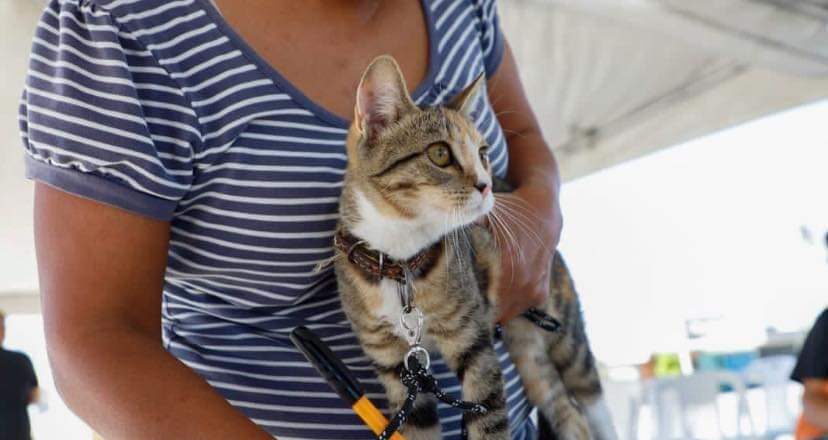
left=649, top=372, right=755, bottom=439
left=602, top=380, right=643, bottom=440
left=741, top=355, right=798, bottom=438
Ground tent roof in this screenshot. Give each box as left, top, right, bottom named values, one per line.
left=499, top=0, right=828, bottom=179
left=2, top=0, right=828, bottom=305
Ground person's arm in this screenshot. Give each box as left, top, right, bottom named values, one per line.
left=28, top=388, right=40, bottom=405
left=23, top=355, right=40, bottom=405
left=803, top=379, right=828, bottom=429
left=487, top=41, right=563, bottom=322
left=35, top=185, right=273, bottom=440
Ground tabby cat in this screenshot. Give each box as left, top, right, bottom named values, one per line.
left=333, top=56, right=617, bottom=440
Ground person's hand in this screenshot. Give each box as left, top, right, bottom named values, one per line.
left=488, top=183, right=562, bottom=323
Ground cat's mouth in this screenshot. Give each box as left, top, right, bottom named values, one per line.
left=475, top=191, right=495, bottom=216
left=453, top=190, right=495, bottom=226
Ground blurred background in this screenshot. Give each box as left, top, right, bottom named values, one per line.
left=2, top=0, right=827, bottom=438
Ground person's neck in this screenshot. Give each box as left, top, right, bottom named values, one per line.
left=212, top=0, right=385, bottom=25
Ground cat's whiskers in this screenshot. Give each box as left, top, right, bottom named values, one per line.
left=499, top=128, right=529, bottom=140
left=451, top=207, right=467, bottom=276
left=498, top=196, right=551, bottom=248
left=446, top=212, right=455, bottom=276
left=495, top=210, right=524, bottom=269
left=495, top=202, right=546, bottom=250
left=493, top=196, right=553, bottom=255
left=460, top=223, right=472, bottom=258
left=486, top=202, right=519, bottom=287
left=443, top=208, right=457, bottom=275
left=442, top=212, right=452, bottom=297
left=490, top=198, right=520, bottom=250
left=458, top=210, right=472, bottom=273
left=495, top=195, right=552, bottom=245
left=495, top=193, right=545, bottom=223
left=485, top=212, right=503, bottom=256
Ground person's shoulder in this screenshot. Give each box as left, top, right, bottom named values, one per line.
left=0, top=348, right=33, bottom=364
left=813, top=308, right=828, bottom=332
left=74, top=0, right=179, bottom=24
left=82, top=0, right=166, bottom=10
left=54, top=0, right=161, bottom=12
left=48, top=0, right=171, bottom=29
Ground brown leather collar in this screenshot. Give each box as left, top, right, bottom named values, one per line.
left=334, top=229, right=442, bottom=283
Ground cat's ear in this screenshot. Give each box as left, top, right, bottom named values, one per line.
left=447, top=73, right=485, bottom=118
left=355, top=55, right=417, bottom=142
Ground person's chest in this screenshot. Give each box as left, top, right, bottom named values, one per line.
left=0, top=354, right=24, bottom=393
left=212, top=0, right=430, bottom=122
left=155, top=0, right=509, bottom=309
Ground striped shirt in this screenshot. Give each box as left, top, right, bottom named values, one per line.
left=19, top=0, right=535, bottom=438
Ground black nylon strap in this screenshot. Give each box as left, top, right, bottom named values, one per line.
left=494, top=308, right=562, bottom=340
left=522, top=308, right=562, bottom=333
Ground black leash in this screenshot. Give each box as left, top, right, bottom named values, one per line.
left=495, top=307, right=562, bottom=339
left=523, top=307, right=562, bottom=332
left=377, top=355, right=488, bottom=440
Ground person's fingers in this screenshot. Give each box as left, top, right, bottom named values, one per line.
left=531, top=272, right=551, bottom=307
left=497, top=303, right=520, bottom=324
left=497, top=282, right=546, bottom=324
left=496, top=287, right=521, bottom=323
left=527, top=288, right=545, bottom=309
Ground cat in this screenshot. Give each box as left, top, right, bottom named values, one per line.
left=333, top=55, right=617, bottom=440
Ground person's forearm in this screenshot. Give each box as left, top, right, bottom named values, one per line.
left=804, top=391, right=828, bottom=429
left=486, top=43, right=564, bottom=315
left=504, top=126, right=561, bottom=219
left=48, top=324, right=273, bottom=440
left=489, top=42, right=562, bottom=222
left=498, top=102, right=562, bottom=241
left=505, top=126, right=560, bottom=194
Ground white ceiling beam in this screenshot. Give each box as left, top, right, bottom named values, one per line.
left=0, top=291, right=41, bottom=314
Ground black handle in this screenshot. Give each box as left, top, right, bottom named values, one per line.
left=290, top=326, right=366, bottom=405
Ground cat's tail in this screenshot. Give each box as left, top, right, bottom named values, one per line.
left=541, top=251, right=618, bottom=440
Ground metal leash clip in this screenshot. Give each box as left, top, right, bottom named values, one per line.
left=397, top=269, right=430, bottom=372
left=400, top=307, right=429, bottom=371
left=396, top=267, right=416, bottom=312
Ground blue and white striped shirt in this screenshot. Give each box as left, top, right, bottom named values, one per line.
left=19, top=0, right=535, bottom=438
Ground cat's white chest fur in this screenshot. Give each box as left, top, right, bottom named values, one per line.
left=350, top=190, right=445, bottom=261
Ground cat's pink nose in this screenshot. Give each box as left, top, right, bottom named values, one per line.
left=475, top=181, right=490, bottom=197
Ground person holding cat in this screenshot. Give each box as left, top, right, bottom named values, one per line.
left=20, top=0, right=572, bottom=438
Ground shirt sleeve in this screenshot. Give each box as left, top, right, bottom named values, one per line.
left=792, top=308, right=828, bottom=383
left=19, top=0, right=201, bottom=221
left=470, top=0, right=506, bottom=77
left=23, top=354, right=38, bottom=389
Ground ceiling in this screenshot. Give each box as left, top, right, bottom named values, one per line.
left=498, top=0, right=828, bottom=178
left=2, top=0, right=828, bottom=311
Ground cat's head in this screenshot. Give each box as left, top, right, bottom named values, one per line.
left=342, top=56, right=494, bottom=258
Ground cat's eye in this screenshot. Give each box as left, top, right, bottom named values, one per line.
left=427, top=142, right=452, bottom=167
left=479, top=146, right=490, bottom=165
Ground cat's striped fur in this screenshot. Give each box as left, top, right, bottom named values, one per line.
left=334, top=56, right=616, bottom=440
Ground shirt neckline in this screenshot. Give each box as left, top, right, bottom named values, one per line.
left=195, top=0, right=440, bottom=129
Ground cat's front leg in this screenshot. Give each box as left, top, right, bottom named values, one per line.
left=503, top=318, right=591, bottom=440
left=431, top=320, right=510, bottom=440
